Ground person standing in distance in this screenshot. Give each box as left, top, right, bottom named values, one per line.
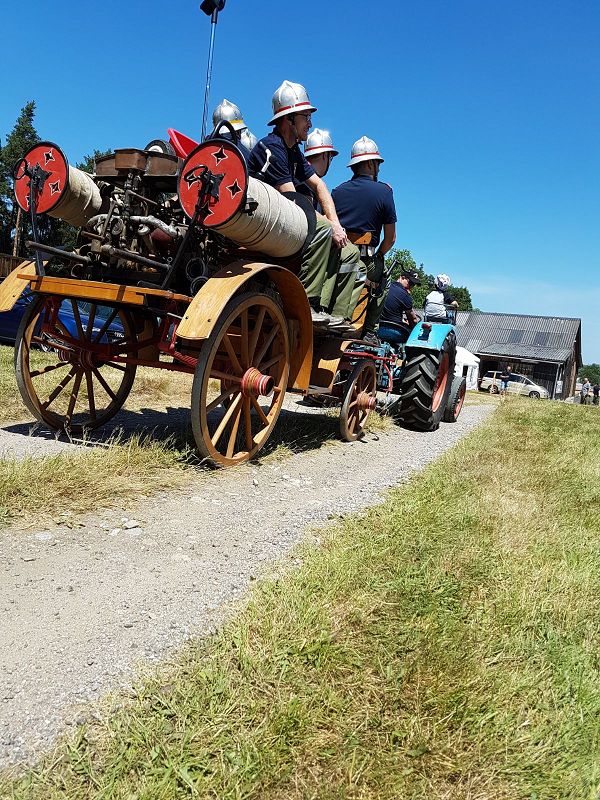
left=248, top=81, right=347, bottom=326
left=332, top=136, right=397, bottom=344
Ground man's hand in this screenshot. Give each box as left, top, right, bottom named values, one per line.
left=331, top=221, right=348, bottom=249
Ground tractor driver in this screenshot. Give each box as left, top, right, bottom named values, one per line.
left=378, top=269, right=421, bottom=345
left=300, top=129, right=365, bottom=328
left=332, top=136, right=397, bottom=344
left=248, top=80, right=347, bottom=327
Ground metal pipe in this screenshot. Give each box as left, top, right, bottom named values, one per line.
left=201, top=9, right=219, bottom=139
left=26, top=241, right=91, bottom=265
left=99, top=244, right=169, bottom=271
left=129, top=216, right=180, bottom=239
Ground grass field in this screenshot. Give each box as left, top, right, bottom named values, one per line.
left=3, top=399, right=599, bottom=799
left=0, top=344, right=390, bottom=526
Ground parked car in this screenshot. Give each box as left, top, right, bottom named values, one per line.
left=479, top=370, right=549, bottom=399
left=0, top=287, right=124, bottom=347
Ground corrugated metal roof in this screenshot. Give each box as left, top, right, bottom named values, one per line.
left=477, top=344, right=573, bottom=363
left=451, top=311, right=581, bottom=365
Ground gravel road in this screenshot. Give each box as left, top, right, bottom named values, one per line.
left=0, top=403, right=493, bottom=768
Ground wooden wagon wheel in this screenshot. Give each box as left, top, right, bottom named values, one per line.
left=191, top=292, right=290, bottom=467
left=15, top=294, right=137, bottom=433
left=339, top=360, right=377, bottom=442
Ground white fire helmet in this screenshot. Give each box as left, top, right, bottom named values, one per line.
left=212, top=98, right=246, bottom=132
left=435, top=273, right=451, bottom=290
left=240, top=128, right=258, bottom=151
left=268, top=80, right=317, bottom=125
left=347, top=135, right=384, bottom=167
left=304, top=128, right=339, bottom=159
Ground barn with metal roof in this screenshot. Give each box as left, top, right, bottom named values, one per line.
left=452, top=311, right=582, bottom=398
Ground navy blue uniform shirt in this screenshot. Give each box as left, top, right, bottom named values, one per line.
left=248, top=131, right=315, bottom=188
left=331, top=175, right=397, bottom=248
left=380, top=281, right=413, bottom=326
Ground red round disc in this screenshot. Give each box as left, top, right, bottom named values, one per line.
left=13, top=142, right=69, bottom=214
left=178, top=139, right=248, bottom=226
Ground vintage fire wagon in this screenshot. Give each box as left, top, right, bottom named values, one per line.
left=0, top=129, right=462, bottom=467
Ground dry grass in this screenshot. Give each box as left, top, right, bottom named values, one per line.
left=0, top=433, right=194, bottom=527
left=4, top=400, right=600, bottom=798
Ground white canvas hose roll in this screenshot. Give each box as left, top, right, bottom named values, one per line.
left=213, top=177, right=308, bottom=258
left=48, top=167, right=102, bottom=228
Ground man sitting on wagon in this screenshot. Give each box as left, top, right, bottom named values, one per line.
left=248, top=80, right=348, bottom=327
left=299, top=129, right=364, bottom=327
left=331, top=136, right=397, bottom=344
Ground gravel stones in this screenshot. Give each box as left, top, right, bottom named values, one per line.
left=0, top=404, right=493, bottom=768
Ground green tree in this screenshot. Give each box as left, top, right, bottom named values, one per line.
left=0, top=101, right=39, bottom=253
left=579, top=364, right=600, bottom=384
left=0, top=99, right=113, bottom=256
left=384, top=247, right=473, bottom=311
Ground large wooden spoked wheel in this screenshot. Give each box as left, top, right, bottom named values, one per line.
left=339, top=360, right=377, bottom=442
left=15, top=294, right=137, bottom=433
left=191, top=292, right=290, bottom=467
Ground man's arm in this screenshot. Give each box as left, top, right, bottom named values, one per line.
left=406, top=307, right=419, bottom=326
left=377, top=223, right=396, bottom=257
left=305, top=173, right=347, bottom=248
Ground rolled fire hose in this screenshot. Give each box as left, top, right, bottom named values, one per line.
left=13, top=143, right=102, bottom=228
left=213, top=177, right=307, bottom=258
left=178, top=140, right=314, bottom=259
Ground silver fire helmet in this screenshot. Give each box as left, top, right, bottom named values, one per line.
left=240, top=128, right=258, bottom=151
left=268, top=80, right=317, bottom=125
left=347, top=135, right=384, bottom=167
left=304, top=128, right=339, bottom=159
left=212, top=98, right=246, bottom=132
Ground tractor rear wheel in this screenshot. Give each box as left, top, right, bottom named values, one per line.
left=443, top=375, right=467, bottom=423
left=399, top=334, right=456, bottom=431
left=191, top=292, right=289, bottom=467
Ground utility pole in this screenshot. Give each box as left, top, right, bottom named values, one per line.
left=200, top=0, right=226, bottom=140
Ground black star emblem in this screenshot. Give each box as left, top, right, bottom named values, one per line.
left=184, top=167, right=202, bottom=188
left=213, top=146, right=227, bottom=164
left=49, top=180, right=61, bottom=195
left=226, top=179, right=242, bottom=198
left=44, top=150, right=55, bottom=165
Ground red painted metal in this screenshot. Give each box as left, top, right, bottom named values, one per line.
left=14, top=143, right=69, bottom=214
left=178, top=140, right=248, bottom=225
left=241, top=367, right=275, bottom=398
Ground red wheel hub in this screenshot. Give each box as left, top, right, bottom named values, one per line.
left=241, top=367, right=274, bottom=398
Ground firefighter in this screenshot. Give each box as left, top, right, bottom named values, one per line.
left=332, top=136, right=397, bottom=344
left=248, top=80, right=347, bottom=326
left=301, top=129, right=365, bottom=326
left=210, top=98, right=255, bottom=161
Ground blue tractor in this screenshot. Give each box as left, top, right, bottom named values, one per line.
left=357, top=309, right=465, bottom=431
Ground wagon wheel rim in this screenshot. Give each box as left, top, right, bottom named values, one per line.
left=454, top=381, right=466, bottom=419
left=194, top=294, right=289, bottom=467
left=340, top=360, right=377, bottom=442
left=432, top=352, right=450, bottom=412
left=15, top=295, right=137, bottom=433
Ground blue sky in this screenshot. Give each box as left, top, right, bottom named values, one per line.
left=1, top=0, right=598, bottom=361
